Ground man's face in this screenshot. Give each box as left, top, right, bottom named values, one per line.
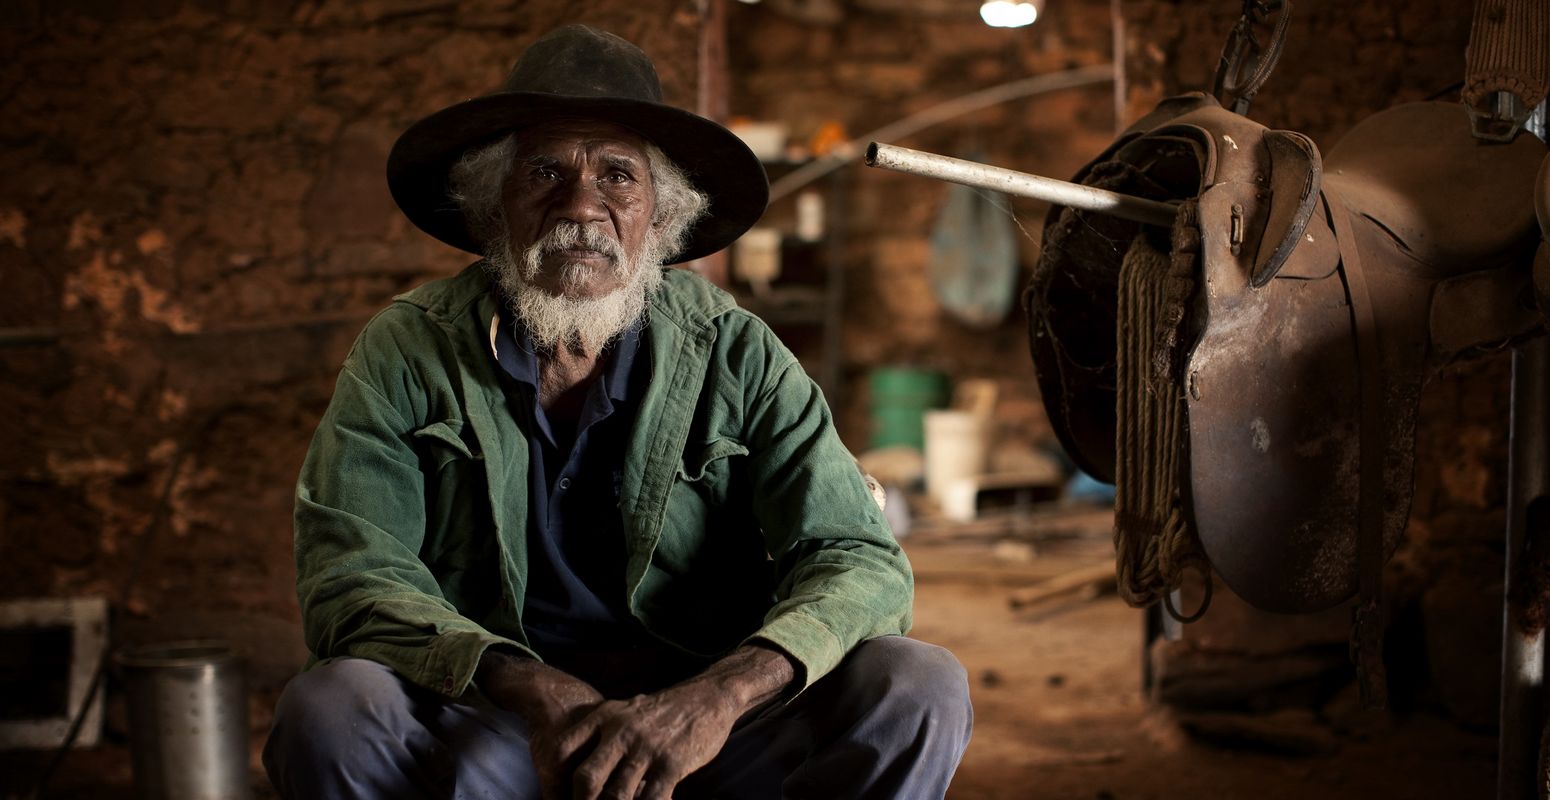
left=501, top=118, right=658, bottom=300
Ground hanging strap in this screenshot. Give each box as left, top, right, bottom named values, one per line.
left=1325, top=189, right=1389, bottom=711
left=1463, top=0, right=1550, bottom=141
left=1211, top=0, right=1294, bottom=115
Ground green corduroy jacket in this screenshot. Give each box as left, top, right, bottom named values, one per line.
left=293, top=263, right=913, bottom=698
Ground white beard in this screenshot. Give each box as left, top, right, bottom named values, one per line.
left=485, top=221, right=666, bottom=354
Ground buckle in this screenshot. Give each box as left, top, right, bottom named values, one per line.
left=1465, top=91, right=1534, bottom=143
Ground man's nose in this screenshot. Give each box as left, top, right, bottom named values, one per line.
left=553, top=178, right=609, bottom=226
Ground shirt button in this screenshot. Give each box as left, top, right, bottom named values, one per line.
left=558, top=477, right=571, bottom=490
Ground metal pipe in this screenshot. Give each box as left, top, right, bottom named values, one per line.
left=1498, top=335, right=1550, bottom=800
left=865, top=142, right=1178, bottom=227
left=768, top=64, right=1114, bottom=202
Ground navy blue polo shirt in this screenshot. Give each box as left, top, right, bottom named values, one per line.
left=488, top=309, right=648, bottom=656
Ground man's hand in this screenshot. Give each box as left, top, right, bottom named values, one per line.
left=558, top=681, right=737, bottom=799
left=561, top=643, right=797, bottom=800
left=476, top=649, right=606, bottom=798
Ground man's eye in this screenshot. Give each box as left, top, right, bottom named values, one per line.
left=532, top=166, right=560, bottom=180
left=603, top=172, right=632, bottom=184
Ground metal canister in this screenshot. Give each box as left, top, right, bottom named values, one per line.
left=115, top=641, right=250, bottom=800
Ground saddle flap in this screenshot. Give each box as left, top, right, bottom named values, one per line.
left=1430, top=263, right=1543, bottom=358
left=1186, top=195, right=1363, bottom=612
left=1187, top=190, right=1439, bottom=614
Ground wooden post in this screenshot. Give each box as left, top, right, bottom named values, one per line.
left=688, top=0, right=732, bottom=288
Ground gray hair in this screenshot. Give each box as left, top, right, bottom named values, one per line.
left=448, top=131, right=709, bottom=262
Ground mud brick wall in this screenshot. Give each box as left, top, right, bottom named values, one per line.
left=0, top=0, right=1522, bottom=739
left=0, top=0, right=705, bottom=700
left=727, top=0, right=1121, bottom=453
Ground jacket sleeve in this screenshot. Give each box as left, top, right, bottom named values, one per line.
left=293, top=310, right=528, bottom=697
left=738, top=331, right=914, bottom=691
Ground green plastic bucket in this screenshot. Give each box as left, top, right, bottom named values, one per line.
left=869, top=367, right=949, bottom=451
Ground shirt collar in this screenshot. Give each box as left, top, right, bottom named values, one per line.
left=489, top=306, right=642, bottom=404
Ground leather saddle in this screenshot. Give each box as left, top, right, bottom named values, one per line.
left=1028, top=92, right=1547, bottom=614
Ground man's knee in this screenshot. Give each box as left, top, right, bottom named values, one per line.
left=838, top=637, right=973, bottom=732
left=784, top=637, right=970, bottom=795
left=266, top=658, right=412, bottom=774
left=275, top=658, right=405, bottom=730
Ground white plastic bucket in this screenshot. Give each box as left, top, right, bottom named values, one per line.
left=923, top=410, right=991, bottom=507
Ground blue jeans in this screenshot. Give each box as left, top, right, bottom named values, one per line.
left=263, top=636, right=972, bottom=799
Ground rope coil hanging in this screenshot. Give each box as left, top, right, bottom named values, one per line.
left=1113, top=200, right=1212, bottom=621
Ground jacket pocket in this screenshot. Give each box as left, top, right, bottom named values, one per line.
left=653, top=437, right=773, bottom=644
left=411, top=419, right=492, bottom=597
left=676, top=437, right=749, bottom=483
left=662, top=437, right=755, bottom=571
left=412, top=420, right=479, bottom=471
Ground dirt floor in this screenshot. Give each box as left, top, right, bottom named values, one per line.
left=904, top=512, right=1498, bottom=800
left=4, top=509, right=1500, bottom=799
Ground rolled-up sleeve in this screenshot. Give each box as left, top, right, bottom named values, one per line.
left=738, top=334, right=914, bottom=691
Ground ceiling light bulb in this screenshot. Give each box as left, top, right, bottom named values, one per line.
left=980, top=0, right=1038, bottom=27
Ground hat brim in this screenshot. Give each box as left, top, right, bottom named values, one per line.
left=387, top=92, right=769, bottom=263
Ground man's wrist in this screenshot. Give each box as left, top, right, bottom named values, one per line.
left=477, top=647, right=601, bottom=728
left=680, top=642, right=798, bottom=717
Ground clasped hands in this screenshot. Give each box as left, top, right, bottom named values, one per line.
left=477, top=644, right=795, bottom=800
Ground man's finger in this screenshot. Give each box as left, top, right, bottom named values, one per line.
left=533, top=741, right=581, bottom=800
left=570, top=736, right=629, bottom=800
left=635, top=772, right=678, bottom=800
left=596, top=753, right=651, bottom=800
left=550, top=717, right=602, bottom=775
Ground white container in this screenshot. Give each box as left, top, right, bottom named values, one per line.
left=733, top=228, right=782, bottom=291
left=923, top=410, right=991, bottom=508
left=796, top=190, right=825, bottom=241
left=727, top=121, right=789, bottom=161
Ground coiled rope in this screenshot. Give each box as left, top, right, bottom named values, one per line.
left=1113, top=200, right=1212, bottom=621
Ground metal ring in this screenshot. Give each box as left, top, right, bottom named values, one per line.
left=1161, top=563, right=1214, bottom=624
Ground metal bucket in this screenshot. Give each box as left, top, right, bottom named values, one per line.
left=115, top=641, right=250, bottom=800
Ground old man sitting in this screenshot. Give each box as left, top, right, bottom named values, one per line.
left=264, top=24, right=972, bottom=800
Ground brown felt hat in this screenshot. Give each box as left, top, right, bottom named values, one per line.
left=387, top=25, right=768, bottom=263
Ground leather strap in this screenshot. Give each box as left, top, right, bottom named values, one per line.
left=1324, top=188, right=1389, bottom=710
left=1211, top=0, right=1294, bottom=115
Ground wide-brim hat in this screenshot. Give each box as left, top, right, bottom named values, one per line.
left=387, top=24, right=768, bottom=263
